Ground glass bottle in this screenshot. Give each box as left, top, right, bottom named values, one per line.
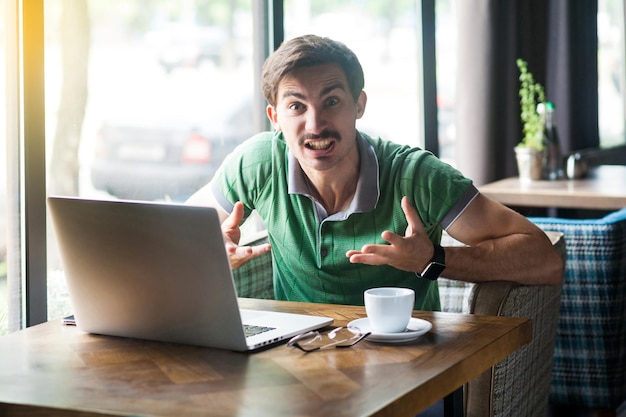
left=541, top=101, right=563, bottom=180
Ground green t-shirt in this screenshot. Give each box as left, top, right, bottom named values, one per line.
left=211, top=131, right=475, bottom=311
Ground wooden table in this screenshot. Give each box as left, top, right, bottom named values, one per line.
left=479, top=165, right=626, bottom=210
left=0, top=298, right=531, bottom=417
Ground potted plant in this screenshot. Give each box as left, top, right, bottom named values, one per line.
left=515, top=58, right=546, bottom=181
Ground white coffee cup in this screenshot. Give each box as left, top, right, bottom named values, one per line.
left=364, top=287, right=415, bottom=334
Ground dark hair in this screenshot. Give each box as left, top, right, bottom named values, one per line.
left=261, top=34, right=365, bottom=107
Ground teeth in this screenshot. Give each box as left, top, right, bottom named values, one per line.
left=307, top=140, right=332, bottom=150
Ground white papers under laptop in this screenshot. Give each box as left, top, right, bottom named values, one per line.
left=48, top=196, right=333, bottom=351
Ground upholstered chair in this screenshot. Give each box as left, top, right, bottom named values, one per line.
left=439, top=231, right=565, bottom=417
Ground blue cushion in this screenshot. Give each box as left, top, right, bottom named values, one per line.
left=529, top=208, right=626, bottom=408
left=531, top=206, right=626, bottom=226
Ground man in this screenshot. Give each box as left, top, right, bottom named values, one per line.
left=188, top=34, right=563, bottom=310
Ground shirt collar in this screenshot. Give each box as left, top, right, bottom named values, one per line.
left=288, top=132, right=380, bottom=216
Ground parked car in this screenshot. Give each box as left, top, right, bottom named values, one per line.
left=146, top=24, right=236, bottom=73
left=90, top=99, right=253, bottom=201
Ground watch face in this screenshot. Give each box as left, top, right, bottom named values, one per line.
left=423, top=262, right=446, bottom=280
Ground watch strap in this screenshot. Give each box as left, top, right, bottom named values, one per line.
left=417, top=244, right=446, bottom=281
left=430, top=244, right=445, bottom=265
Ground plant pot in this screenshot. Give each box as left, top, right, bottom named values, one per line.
left=514, top=147, right=545, bottom=182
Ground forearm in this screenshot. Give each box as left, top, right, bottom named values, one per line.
left=441, top=232, right=563, bottom=285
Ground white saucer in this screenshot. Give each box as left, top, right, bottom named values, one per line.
left=347, top=317, right=432, bottom=343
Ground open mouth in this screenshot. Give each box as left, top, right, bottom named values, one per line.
left=305, top=139, right=334, bottom=151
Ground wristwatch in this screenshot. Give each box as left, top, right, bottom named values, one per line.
left=418, top=244, right=446, bottom=280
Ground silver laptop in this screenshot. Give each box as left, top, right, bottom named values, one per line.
left=47, top=196, right=333, bottom=351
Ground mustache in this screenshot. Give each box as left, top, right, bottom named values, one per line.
left=300, top=130, right=341, bottom=143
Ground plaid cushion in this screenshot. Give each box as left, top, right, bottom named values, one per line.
left=438, top=278, right=473, bottom=313
left=231, top=236, right=274, bottom=300
left=530, top=207, right=626, bottom=409
left=439, top=233, right=474, bottom=313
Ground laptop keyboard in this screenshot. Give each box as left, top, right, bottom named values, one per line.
left=244, top=324, right=276, bottom=338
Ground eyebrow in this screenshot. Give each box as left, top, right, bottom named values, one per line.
left=281, top=82, right=347, bottom=101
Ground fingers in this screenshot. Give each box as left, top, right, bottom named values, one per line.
left=380, top=229, right=407, bottom=248
left=346, top=235, right=401, bottom=266
left=346, top=246, right=391, bottom=266
left=222, top=202, right=245, bottom=233
left=221, top=201, right=272, bottom=269
left=228, top=242, right=272, bottom=270
left=221, top=201, right=249, bottom=249
left=346, top=197, right=432, bottom=272
left=401, top=195, right=425, bottom=237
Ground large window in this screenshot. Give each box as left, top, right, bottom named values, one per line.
left=0, top=1, right=8, bottom=334
left=598, top=0, right=626, bottom=148
left=44, top=0, right=256, bottom=321
left=1, top=0, right=21, bottom=335
left=284, top=1, right=426, bottom=149
left=41, top=1, right=432, bottom=326
left=15, top=0, right=432, bottom=327
left=434, top=0, right=456, bottom=163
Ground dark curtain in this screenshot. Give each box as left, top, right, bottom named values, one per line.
left=455, top=0, right=599, bottom=186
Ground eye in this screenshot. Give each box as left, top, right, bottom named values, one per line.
left=288, top=102, right=305, bottom=112
left=325, top=97, right=340, bottom=107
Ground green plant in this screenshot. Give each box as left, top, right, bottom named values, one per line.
left=516, top=58, right=546, bottom=150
